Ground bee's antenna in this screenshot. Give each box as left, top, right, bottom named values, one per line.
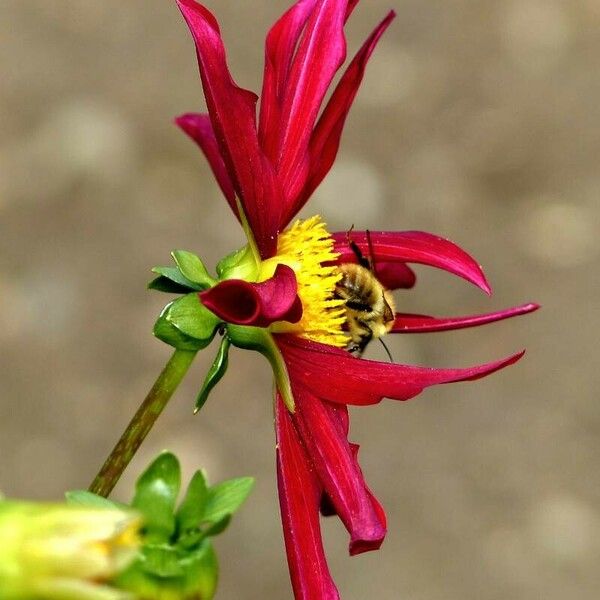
left=366, top=229, right=378, bottom=276
left=379, top=337, right=394, bottom=363
left=347, top=225, right=370, bottom=269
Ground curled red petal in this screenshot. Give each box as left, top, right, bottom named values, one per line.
left=177, top=0, right=282, bottom=258
left=333, top=230, right=492, bottom=294
left=292, top=387, right=386, bottom=555
left=275, top=0, right=348, bottom=205
left=392, top=303, right=541, bottom=333
left=259, top=0, right=319, bottom=160
left=175, top=113, right=237, bottom=208
left=278, top=335, right=525, bottom=406
left=288, top=11, right=396, bottom=223
left=276, top=395, right=340, bottom=600
left=199, top=264, right=302, bottom=327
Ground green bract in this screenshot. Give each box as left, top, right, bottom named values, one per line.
left=68, top=452, right=254, bottom=600
left=149, top=244, right=293, bottom=411
left=149, top=250, right=215, bottom=293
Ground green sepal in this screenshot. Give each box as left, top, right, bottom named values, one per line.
left=166, top=293, right=220, bottom=343
left=202, top=515, right=231, bottom=538
left=148, top=274, right=194, bottom=294
left=176, top=470, right=208, bottom=536
left=171, top=250, right=215, bottom=290
left=149, top=265, right=199, bottom=291
left=114, top=539, right=218, bottom=600
left=216, top=244, right=258, bottom=281
left=153, top=308, right=207, bottom=352
left=132, top=452, right=181, bottom=544
left=138, top=543, right=185, bottom=578
left=194, top=336, right=230, bottom=414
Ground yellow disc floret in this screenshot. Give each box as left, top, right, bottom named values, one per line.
left=260, top=216, right=349, bottom=347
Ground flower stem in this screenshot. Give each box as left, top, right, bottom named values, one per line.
left=89, top=348, right=197, bottom=497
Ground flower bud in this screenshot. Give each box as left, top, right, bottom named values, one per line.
left=0, top=501, right=140, bottom=600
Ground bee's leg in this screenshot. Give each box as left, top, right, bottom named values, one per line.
left=355, top=325, right=373, bottom=356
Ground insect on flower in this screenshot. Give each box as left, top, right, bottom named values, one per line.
left=335, top=229, right=396, bottom=357
left=167, top=0, right=541, bottom=598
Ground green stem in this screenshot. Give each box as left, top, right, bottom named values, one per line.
left=89, top=349, right=197, bottom=497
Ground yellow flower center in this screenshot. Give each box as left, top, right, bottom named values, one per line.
left=259, top=216, right=349, bottom=347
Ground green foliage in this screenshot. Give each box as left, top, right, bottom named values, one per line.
left=68, top=452, right=254, bottom=600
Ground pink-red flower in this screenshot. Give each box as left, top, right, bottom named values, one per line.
left=174, top=0, right=538, bottom=598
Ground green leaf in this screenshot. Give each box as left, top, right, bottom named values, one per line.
left=65, top=490, right=124, bottom=509
left=195, top=336, right=230, bottom=414
left=151, top=265, right=199, bottom=290
left=132, top=452, right=181, bottom=543
left=176, top=470, right=208, bottom=535
left=202, top=477, right=254, bottom=525
left=172, top=250, right=215, bottom=290
left=166, top=293, right=220, bottom=343
left=154, top=309, right=206, bottom=351
left=216, top=244, right=258, bottom=281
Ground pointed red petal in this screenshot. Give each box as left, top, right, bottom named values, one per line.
left=349, top=443, right=387, bottom=536
left=333, top=230, right=492, bottom=294
left=199, top=264, right=301, bottom=327
left=276, top=395, right=340, bottom=600
left=293, top=387, right=386, bottom=555
left=278, top=335, right=525, bottom=406
left=175, top=113, right=237, bottom=208
left=392, top=303, right=540, bottom=333
left=345, top=0, right=360, bottom=21
left=259, top=0, right=319, bottom=160
left=177, top=0, right=282, bottom=258
left=275, top=0, right=348, bottom=204
left=288, top=12, right=396, bottom=222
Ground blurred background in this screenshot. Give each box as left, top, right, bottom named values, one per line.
left=1, top=1, right=598, bottom=598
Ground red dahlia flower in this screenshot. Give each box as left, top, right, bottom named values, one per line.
left=173, top=0, right=539, bottom=597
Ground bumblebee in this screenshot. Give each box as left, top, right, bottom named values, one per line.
left=335, top=233, right=396, bottom=357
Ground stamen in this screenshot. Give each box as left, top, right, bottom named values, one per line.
left=261, top=216, right=349, bottom=347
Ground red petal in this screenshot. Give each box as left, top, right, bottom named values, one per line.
left=349, top=443, right=387, bottom=535
left=177, top=0, right=282, bottom=258
left=371, top=260, right=417, bottom=290
left=345, top=0, right=360, bottom=21
left=288, top=12, right=396, bottom=223
left=278, top=335, right=525, bottom=406
left=199, top=264, right=302, bottom=327
left=333, top=230, right=492, bottom=294
left=276, top=395, right=340, bottom=600
left=259, top=0, right=319, bottom=161
left=293, top=387, right=386, bottom=555
left=175, top=113, right=237, bottom=208
left=275, top=0, right=348, bottom=204
left=392, top=303, right=540, bottom=333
